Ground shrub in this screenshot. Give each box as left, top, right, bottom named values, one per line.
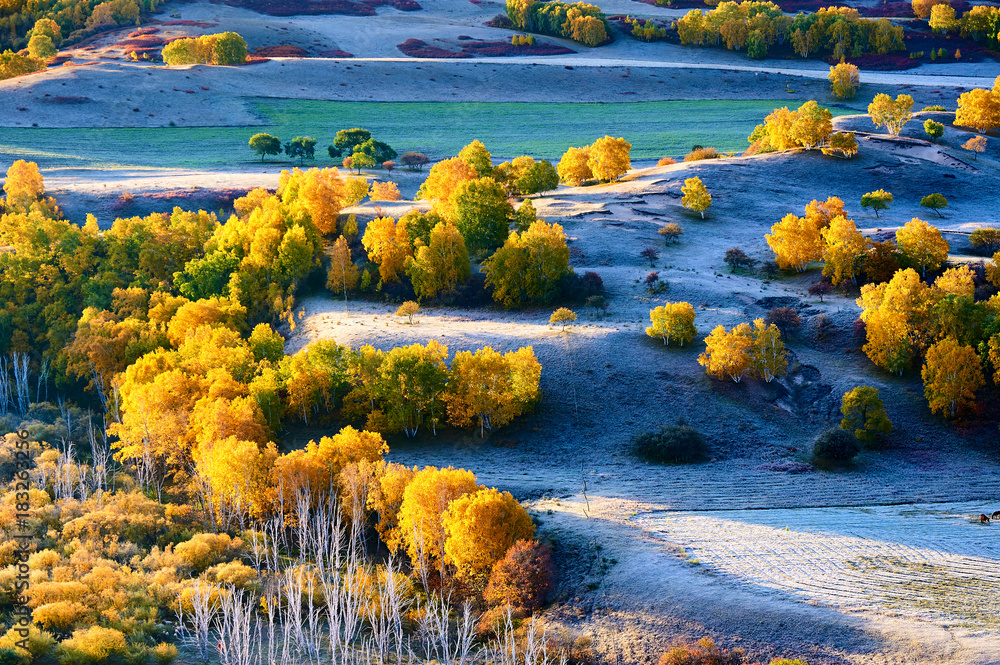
left=765, top=306, right=801, bottom=336
left=813, top=427, right=860, bottom=463
left=56, top=626, right=129, bottom=665
left=808, top=280, right=832, bottom=301
left=151, top=643, right=178, bottom=665
left=724, top=247, right=757, bottom=272
left=970, top=228, right=1000, bottom=254
left=484, top=540, right=554, bottom=612
left=657, top=156, right=677, bottom=166
left=657, top=638, right=746, bottom=665
left=175, top=532, right=242, bottom=572
left=761, top=260, right=779, bottom=279
left=632, top=425, right=708, bottom=464
left=684, top=147, right=720, bottom=162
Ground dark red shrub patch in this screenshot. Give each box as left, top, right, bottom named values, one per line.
left=318, top=49, right=354, bottom=57
left=227, top=0, right=419, bottom=16
left=253, top=44, right=310, bottom=56
left=397, top=38, right=471, bottom=58
left=460, top=40, right=575, bottom=56
left=161, top=20, right=218, bottom=27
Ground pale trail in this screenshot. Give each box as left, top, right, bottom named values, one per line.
left=301, top=55, right=998, bottom=88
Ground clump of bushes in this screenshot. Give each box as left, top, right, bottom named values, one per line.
left=161, top=32, right=248, bottom=65
left=632, top=425, right=708, bottom=464
left=812, top=427, right=860, bottom=464
left=657, top=638, right=745, bottom=665
left=684, top=146, right=720, bottom=162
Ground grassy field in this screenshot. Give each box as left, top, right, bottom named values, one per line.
left=0, top=99, right=855, bottom=171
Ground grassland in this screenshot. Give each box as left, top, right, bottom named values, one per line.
left=0, top=98, right=856, bottom=171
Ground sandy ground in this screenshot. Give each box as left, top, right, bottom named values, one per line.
left=277, top=118, right=1000, bottom=664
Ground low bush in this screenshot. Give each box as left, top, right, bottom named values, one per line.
left=657, top=638, right=746, bottom=665
left=684, top=146, right=720, bottom=162
left=813, top=427, right=860, bottom=464
left=765, top=306, right=802, bottom=336
left=632, top=425, right=708, bottom=464
left=657, top=156, right=677, bottom=166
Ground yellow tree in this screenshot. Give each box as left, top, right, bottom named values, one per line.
left=458, top=140, right=494, bottom=177
left=550, top=307, right=576, bottom=331
left=840, top=386, right=892, bottom=442
left=681, top=177, right=712, bottom=219
left=406, top=222, right=471, bottom=299
left=3, top=160, right=45, bottom=209
left=868, top=93, right=914, bottom=135
left=856, top=268, right=931, bottom=374
left=397, top=466, right=479, bottom=579
left=698, top=323, right=753, bottom=382
left=929, top=3, right=956, bottom=32
left=934, top=265, right=974, bottom=297
left=587, top=136, right=631, bottom=182
left=557, top=146, right=593, bottom=186
left=828, top=62, right=860, bottom=99
left=789, top=100, right=833, bottom=149
left=956, top=88, right=1000, bottom=134
left=278, top=167, right=347, bottom=236
left=821, top=215, right=868, bottom=285
left=443, top=487, right=535, bottom=589
left=804, top=196, right=848, bottom=229
left=961, top=135, right=988, bottom=159
left=896, top=218, right=949, bottom=276
left=822, top=131, right=859, bottom=158
left=326, top=235, right=360, bottom=306
left=272, top=426, right=388, bottom=502
left=646, top=302, right=697, bottom=346
left=912, top=0, right=947, bottom=19
left=749, top=318, right=788, bottom=383
left=921, top=338, right=984, bottom=416
left=416, top=157, right=478, bottom=221
left=369, top=181, right=401, bottom=202
left=194, top=436, right=278, bottom=520
left=362, top=216, right=412, bottom=283
left=766, top=213, right=822, bottom=272
left=482, top=220, right=570, bottom=308
left=367, top=462, right=417, bottom=552
left=445, top=346, right=542, bottom=436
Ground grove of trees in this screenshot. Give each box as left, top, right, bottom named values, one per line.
left=506, top=0, right=611, bottom=46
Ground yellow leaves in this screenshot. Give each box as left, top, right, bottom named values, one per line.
left=681, top=177, right=711, bottom=218
left=458, top=140, right=494, bottom=177
left=922, top=338, right=984, bottom=416
left=362, top=216, right=412, bottom=284
left=750, top=101, right=836, bottom=154
left=368, top=462, right=417, bottom=553
left=272, top=426, right=388, bottom=502
left=856, top=268, right=929, bottom=374
left=587, top=136, right=632, bottom=182
left=398, top=466, right=478, bottom=576
left=749, top=318, right=787, bottom=383
left=326, top=235, right=360, bottom=298
left=646, top=302, right=697, bottom=346
left=443, top=487, right=535, bottom=589
left=278, top=167, right=348, bottom=236
left=2, top=159, right=44, bottom=209
left=868, top=93, right=914, bottom=136
left=934, top=265, right=974, bottom=297
left=482, top=220, right=570, bottom=308
left=567, top=14, right=608, bottom=46
left=557, top=146, right=593, bottom=186
left=57, top=626, right=129, bottom=664
left=415, top=157, right=478, bottom=221
left=828, top=62, right=860, bottom=99
left=821, top=215, right=868, bottom=285
left=788, top=100, right=833, bottom=149
left=822, top=131, right=859, bottom=158
left=444, top=346, right=541, bottom=435
left=956, top=87, right=1000, bottom=135
left=405, top=222, right=470, bottom=300
left=195, top=436, right=277, bottom=519
left=699, top=324, right=753, bottom=382
left=166, top=296, right=247, bottom=347
left=550, top=307, right=576, bottom=330
left=368, top=180, right=401, bottom=202
left=896, top=218, right=949, bottom=276
left=766, top=213, right=822, bottom=272
left=174, top=532, right=243, bottom=572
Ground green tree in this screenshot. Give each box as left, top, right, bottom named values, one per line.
left=332, top=128, right=372, bottom=157
left=285, top=137, right=317, bottom=165
left=27, top=34, right=55, bottom=60
left=920, top=193, right=948, bottom=218
left=923, top=119, right=944, bottom=140
left=860, top=189, right=893, bottom=218
left=452, top=177, right=512, bottom=254
left=458, top=140, right=494, bottom=177
left=840, top=386, right=892, bottom=443
left=212, top=32, right=248, bottom=65
left=355, top=138, right=397, bottom=164
left=483, top=221, right=570, bottom=308
left=349, top=151, right=376, bottom=173
left=249, top=133, right=282, bottom=162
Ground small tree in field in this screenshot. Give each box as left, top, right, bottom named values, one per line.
left=920, top=193, right=948, bottom=217
left=396, top=301, right=419, bottom=324
left=962, top=135, right=987, bottom=160
left=646, top=302, right=696, bottom=346
left=922, top=338, right=984, bottom=416
left=659, top=223, right=683, bottom=245
left=840, top=386, right=892, bottom=443
left=970, top=228, right=1000, bottom=254
left=809, top=280, right=832, bottom=301
left=681, top=177, right=711, bottom=219
left=249, top=133, right=281, bottom=161
left=641, top=247, right=660, bottom=267
left=383, top=160, right=395, bottom=172
left=868, top=94, right=913, bottom=136
left=861, top=189, right=893, bottom=218
left=400, top=152, right=430, bottom=170
left=699, top=323, right=753, bottom=382
left=285, top=136, right=316, bottom=165
left=828, top=62, right=860, bottom=100
left=550, top=307, right=576, bottom=331
left=924, top=119, right=944, bottom=140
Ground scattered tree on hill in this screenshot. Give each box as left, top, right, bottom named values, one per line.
left=557, top=146, right=593, bottom=186
left=962, top=135, right=987, bottom=160
left=2, top=159, right=45, bottom=209
left=483, top=221, right=570, bottom=308
left=828, top=62, right=860, bottom=100
left=896, top=218, right=949, bottom=276
left=922, top=338, right=984, bottom=416
left=400, top=152, right=431, bottom=170
left=923, top=119, right=944, bottom=140
left=956, top=88, right=1000, bottom=134
left=724, top=247, right=757, bottom=273
left=396, top=301, right=419, bottom=324
left=856, top=268, right=928, bottom=374
left=550, top=307, right=576, bottom=331
left=248, top=133, right=282, bottom=162
left=868, top=93, right=913, bottom=135
left=809, top=280, right=833, bottom=301
left=162, top=32, right=248, bottom=66
left=458, top=140, right=494, bottom=178
left=444, top=346, right=542, bottom=436
left=285, top=137, right=317, bottom=165
left=681, top=177, right=712, bottom=219
left=860, top=189, right=893, bottom=218
left=362, top=216, right=412, bottom=283
left=587, top=136, right=632, bottom=182
left=970, top=227, right=1000, bottom=253
left=647, top=302, right=697, bottom=346
left=659, top=223, right=683, bottom=244
left=699, top=323, right=753, bottom=382
left=493, top=156, right=560, bottom=196
left=766, top=213, right=822, bottom=272
left=27, top=33, right=55, bottom=59
left=749, top=318, right=788, bottom=382
left=747, top=101, right=839, bottom=155
left=920, top=193, right=948, bottom=217
left=765, top=306, right=802, bottom=337
left=416, top=157, right=478, bottom=221
left=641, top=247, right=660, bottom=267
left=330, top=128, right=372, bottom=157
left=326, top=236, right=359, bottom=308
left=369, top=181, right=401, bottom=202
left=348, top=152, right=376, bottom=173
left=822, top=131, right=859, bottom=158
left=840, top=386, right=891, bottom=442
